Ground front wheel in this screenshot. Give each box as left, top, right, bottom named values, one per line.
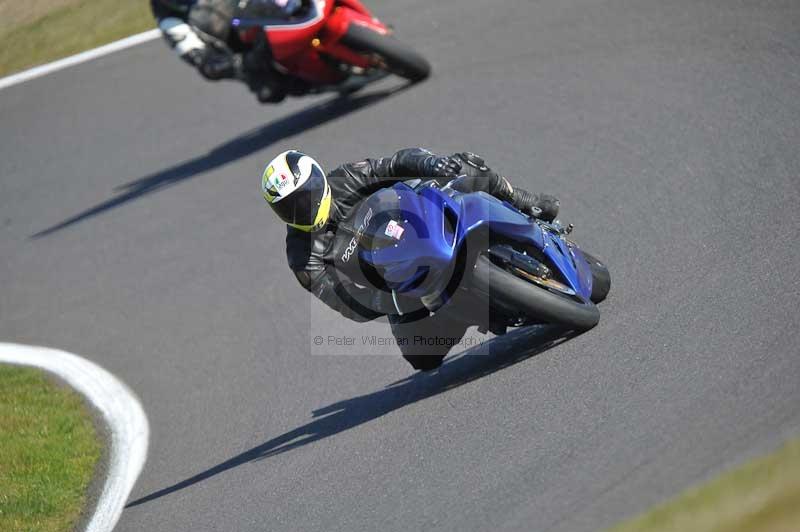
left=581, top=251, right=611, bottom=303
left=340, top=24, right=431, bottom=82
left=471, top=255, right=600, bottom=331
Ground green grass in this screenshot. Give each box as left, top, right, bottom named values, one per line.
left=0, top=365, right=102, bottom=532
left=0, top=0, right=154, bottom=78
left=609, top=438, right=800, bottom=532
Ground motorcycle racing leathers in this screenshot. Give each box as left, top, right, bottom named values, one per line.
left=286, top=148, right=558, bottom=371
left=151, top=0, right=303, bottom=102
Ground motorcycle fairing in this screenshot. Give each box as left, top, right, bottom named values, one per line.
left=234, top=0, right=388, bottom=82
left=354, top=183, right=593, bottom=301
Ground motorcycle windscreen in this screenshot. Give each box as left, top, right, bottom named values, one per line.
left=356, top=185, right=457, bottom=295
left=333, top=187, right=408, bottom=290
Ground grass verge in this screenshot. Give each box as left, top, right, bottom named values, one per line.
left=0, top=0, right=154, bottom=78
left=0, top=364, right=102, bottom=532
left=608, top=438, right=800, bottom=532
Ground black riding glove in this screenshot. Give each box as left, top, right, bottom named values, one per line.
left=421, top=155, right=463, bottom=178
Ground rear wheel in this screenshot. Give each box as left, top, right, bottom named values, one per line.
left=340, top=23, right=431, bottom=82
left=471, top=255, right=600, bottom=331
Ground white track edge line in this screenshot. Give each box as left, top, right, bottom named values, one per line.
left=0, top=343, right=150, bottom=532
left=0, top=29, right=161, bottom=91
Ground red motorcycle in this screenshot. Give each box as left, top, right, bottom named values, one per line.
left=234, top=0, right=431, bottom=93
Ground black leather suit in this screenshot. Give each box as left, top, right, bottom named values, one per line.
left=151, top=0, right=300, bottom=101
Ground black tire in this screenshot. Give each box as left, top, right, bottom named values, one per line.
left=403, top=354, right=446, bottom=371
left=581, top=251, right=611, bottom=303
left=340, top=23, right=431, bottom=82
left=472, top=255, right=600, bottom=331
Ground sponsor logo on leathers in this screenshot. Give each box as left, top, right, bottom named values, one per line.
left=341, top=208, right=373, bottom=263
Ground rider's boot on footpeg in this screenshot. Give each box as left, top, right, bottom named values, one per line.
left=255, top=84, right=287, bottom=103
left=243, top=31, right=287, bottom=104
left=512, top=188, right=560, bottom=222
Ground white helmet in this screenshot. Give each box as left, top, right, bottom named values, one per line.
left=262, top=150, right=332, bottom=232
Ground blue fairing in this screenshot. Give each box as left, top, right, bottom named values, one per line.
left=357, top=183, right=593, bottom=300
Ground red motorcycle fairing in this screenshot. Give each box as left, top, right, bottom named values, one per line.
left=333, top=0, right=389, bottom=32
left=238, top=0, right=390, bottom=84
left=263, top=0, right=333, bottom=59
left=321, top=2, right=389, bottom=41
left=334, top=0, right=371, bottom=17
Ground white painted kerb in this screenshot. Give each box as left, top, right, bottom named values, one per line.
left=0, top=343, right=149, bottom=532
left=0, top=29, right=161, bottom=91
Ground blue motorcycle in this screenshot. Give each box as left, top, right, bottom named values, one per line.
left=334, top=179, right=610, bottom=332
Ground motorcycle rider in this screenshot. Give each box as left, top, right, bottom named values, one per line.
left=151, top=0, right=304, bottom=103
left=262, top=148, right=560, bottom=371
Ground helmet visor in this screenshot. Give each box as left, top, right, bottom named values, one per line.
left=271, top=170, right=328, bottom=227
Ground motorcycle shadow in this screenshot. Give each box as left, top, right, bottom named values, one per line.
left=126, top=324, right=577, bottom=509
left=32, top=81, right=413, bottom=239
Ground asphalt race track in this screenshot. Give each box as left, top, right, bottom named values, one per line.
left=2, top=1, right=800, bottom=530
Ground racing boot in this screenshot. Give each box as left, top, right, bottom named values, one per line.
left=533, top=193, right=560, bottom=222
left=242, top=31, right=287, bottom=103
left=256, top=72, right=310, bottom=101
left=511, top=188, right=560, bottom=222
left=253, top=83, right=287, bottom=103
